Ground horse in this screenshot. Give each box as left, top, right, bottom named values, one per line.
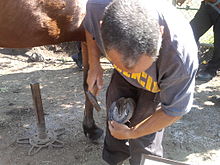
left=0, top=0, right=103, bottom=141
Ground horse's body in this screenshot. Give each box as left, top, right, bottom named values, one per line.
left=0, top=0, right=103, bottom=141
left=0, top=0, right=86, bottom=47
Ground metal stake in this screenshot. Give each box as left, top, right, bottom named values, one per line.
left=17, top=83, right=65, bottom=155
left=30, top=83, right=47, bottom=139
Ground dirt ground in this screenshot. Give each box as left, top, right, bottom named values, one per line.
left=0, top=43, right=220, bottom=165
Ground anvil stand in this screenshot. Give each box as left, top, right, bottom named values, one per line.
left=17, top=83, right=65, bottom=155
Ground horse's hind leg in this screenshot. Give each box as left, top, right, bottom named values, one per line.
left=81, top=41, right=103, bottom=141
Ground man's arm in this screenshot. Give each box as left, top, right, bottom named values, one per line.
left=85, top=30, right=104, bottom=95
left=109, top=108, right=181, bottom=140
left=131, top=109, right=181, bottom=138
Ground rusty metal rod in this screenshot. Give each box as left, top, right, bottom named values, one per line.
left=30, top=83, right=47, bottom=139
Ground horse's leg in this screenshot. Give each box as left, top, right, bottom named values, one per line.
left=81, top=41, right=103, bottom=141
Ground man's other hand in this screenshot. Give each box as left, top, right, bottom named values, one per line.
left=87, top=64, right=104, bottom=96
left=108, top=121, right=134, bottom=140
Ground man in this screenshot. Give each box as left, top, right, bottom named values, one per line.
left=177, top=0, right=220, bottom=81
left=84, top=0, right=198, bottom=164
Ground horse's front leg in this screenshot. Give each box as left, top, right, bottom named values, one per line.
left=81, top=41, right=103, bottom=142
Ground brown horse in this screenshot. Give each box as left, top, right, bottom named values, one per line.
left=0, top=0, right=103, bottom=141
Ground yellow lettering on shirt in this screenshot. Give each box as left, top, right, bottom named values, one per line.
left=122, top=71, right=131, bottom=78
left=146, top=75, right=153, bottom=91
left=113, top=64, right=122, bottom=73
left=113, top=65, right=160, bottom=93
left=131, top=73, right=141, bottom=80
left=139, top=72, right=147, bottom=87
left=152, top=82, right=160, bottom=93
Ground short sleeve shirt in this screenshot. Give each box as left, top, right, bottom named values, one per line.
left=83, top=0, right=199, bottom=116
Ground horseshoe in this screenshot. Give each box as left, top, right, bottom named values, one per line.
left=108, top=97, right=135, bottom=124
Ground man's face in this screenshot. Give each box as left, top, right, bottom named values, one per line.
left=106, top=49, right=154, bottom=73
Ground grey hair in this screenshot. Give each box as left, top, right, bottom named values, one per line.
left=101, top=0, right=162, bottom=69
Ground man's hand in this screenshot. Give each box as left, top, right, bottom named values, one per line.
left=87, top=64, right=104, bottom=95
left=108, top=121, right=134, bottom=140
left=109, top=109, right=181, bottom=140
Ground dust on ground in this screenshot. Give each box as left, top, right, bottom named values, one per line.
left=0, top=43, right=220, bottom=165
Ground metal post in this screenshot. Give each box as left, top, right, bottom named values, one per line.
left=17, top=82, right=65, bottom=155
left=30, top=83, right=47, bottom=139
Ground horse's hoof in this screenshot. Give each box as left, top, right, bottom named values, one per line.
left=109, top=97, right=135, bottom=123
left=83, top=124, right=104, bottom=143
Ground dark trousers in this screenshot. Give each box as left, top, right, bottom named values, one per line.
left=190, top=1, right=220, bottom=74
left=102, top=71, right=164, bottom=165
